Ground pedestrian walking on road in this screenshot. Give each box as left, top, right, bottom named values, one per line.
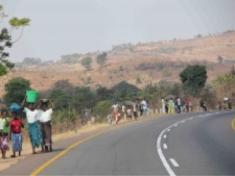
left=0, top=109, right=10, bottom=159
left=24, top=103, right=43, bottom=154
left=112, top=103, right=120, bottom=125
left=168, top=98, right=175, bottom=114
left=133, top=103, right=138, bottom=119
left=38, top=99, right=53, bottom=152
left=141, top=99, right=148, bottom=117
left=176, top=97, right=182, bottom=113
left=10, top=111, right=24, bottom=158
left=161, top=98, right=166, bottom=114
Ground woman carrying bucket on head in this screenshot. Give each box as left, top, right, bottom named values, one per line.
left=22, top=90, right=43, bottom=154
left=38, top=99, right=53, bottom=152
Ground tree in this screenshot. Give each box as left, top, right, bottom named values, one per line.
left=96, top=86, right=113, bottom=101
left=4, top=77, right=31, bottom=105
left=111, top=81, right=139, bottom=101
left=53, top=80, right=75, bottom=94
left=0, top=5, right=30, bottom=75
left=73, top=86, right=95, bottom=112
left=49, top=89, right=72, bottom=109
left=180, top=65, right=207, bottom=96
left=96, top=52, right=107, bottom=67
left=81, top=57, right=92, bottom=70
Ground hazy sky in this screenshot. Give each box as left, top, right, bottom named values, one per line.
left=1, top=0, right=235, bottom=61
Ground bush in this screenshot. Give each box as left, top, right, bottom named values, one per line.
left=199, top=85, right=217, bottom=108
left=81, top=57, right=92, bottom=70
left=93, top=100, right=112, bottom=122
left=0, top=63, right=7, bottom=76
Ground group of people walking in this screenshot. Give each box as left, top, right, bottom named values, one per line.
left=110, top=99, right=149, bottom=125
left=0, top=99, right=53, bottom=159
left=161, top=97, right=193, bottom=114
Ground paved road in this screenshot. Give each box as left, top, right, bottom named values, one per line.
left=37, top=111, right=235, bottom=175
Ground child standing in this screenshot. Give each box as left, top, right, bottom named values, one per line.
left=0, top=109, right=10, bottom=159
left=10, top=111, right=24, bottom=158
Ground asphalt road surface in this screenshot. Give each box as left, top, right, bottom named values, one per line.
left=37, top=111, right=235, bottom=175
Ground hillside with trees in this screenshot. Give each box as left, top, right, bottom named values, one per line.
left=0, top=31, right=235, bottom=97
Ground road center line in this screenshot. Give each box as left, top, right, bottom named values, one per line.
left=169, top=158, right=180, bottom=168
left=156, top=113, right=219, bottom=176
left=157, top=131, right=176, bottom=176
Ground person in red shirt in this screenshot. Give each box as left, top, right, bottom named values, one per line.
left=10, top=111, right=24, bottom=158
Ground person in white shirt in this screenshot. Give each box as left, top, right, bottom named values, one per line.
left=24, top=103, right=43, bottom=154
left=38, top=99, right=53, bottom=152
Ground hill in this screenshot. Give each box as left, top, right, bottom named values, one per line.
left=0, top=31, right=235, bottom=97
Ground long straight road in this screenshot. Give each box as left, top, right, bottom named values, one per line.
left=36, top=111, right=235, bottom=175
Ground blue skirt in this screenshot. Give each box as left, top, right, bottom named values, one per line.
left=12, top=133, right=22, bottom=152
left=28, top=122, right=42, bottom=148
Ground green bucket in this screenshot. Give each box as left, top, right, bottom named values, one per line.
left=26, top=90, right=39, bottom=103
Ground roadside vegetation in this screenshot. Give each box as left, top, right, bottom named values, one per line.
left=1, top=64, right=234, bottom=133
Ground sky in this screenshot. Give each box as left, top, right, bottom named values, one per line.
left=1, top=0, right=235, bottom=61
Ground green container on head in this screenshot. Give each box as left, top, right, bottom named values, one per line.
left=26, top=90, right=39, bottom=103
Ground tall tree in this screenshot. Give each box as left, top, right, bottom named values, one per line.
left=180, top=65, right=207, bottom=96
left=4, top=77, right=31, bottom=105
left=0, top=4, right=30, bottom=75
left=96, top=52, right=107, bottom=68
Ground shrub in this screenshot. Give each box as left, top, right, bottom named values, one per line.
left=93, top=100, right=112, bottom=122
left=0, top=63, right=7, bottom=76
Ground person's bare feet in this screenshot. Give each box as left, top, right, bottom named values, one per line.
left=11, top=154, right=16, bottom=158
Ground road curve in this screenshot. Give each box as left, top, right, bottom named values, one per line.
left=36, top=111, right=235, bottom=175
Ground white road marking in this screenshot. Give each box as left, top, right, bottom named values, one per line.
left=156, top=113, right=214, bottom=176
left=157, top=130, right=176, bottom=176
left=169, top=158, right=180, bottom=168
left=174, top=124, right=178, bottom=127
left=163, top=143, right=168, bottom=150
left=163, top=135, right=167, bottom=139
